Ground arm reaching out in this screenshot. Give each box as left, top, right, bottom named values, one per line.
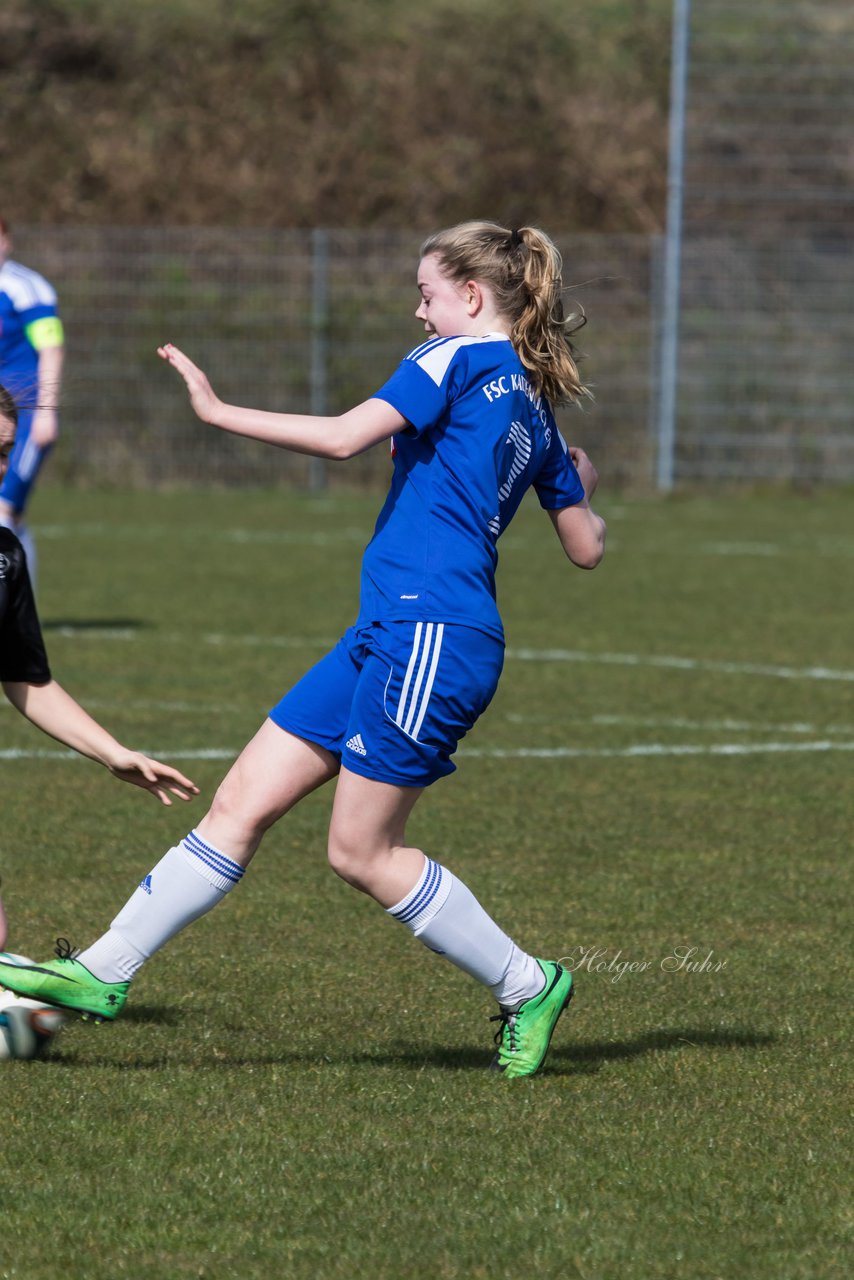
left=2, top=679, right=199, bottom=806
left=157, top=343, right=405, bottom=459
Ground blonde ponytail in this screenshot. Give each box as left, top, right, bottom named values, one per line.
left=419, top=221, right=590, bottom=407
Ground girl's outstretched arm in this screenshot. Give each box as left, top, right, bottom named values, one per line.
left=158, top=343, right=405, bottom=459
left=2, top=679, right=200, bottom=806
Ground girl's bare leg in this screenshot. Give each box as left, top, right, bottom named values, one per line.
left=327, top=766, right=540, bottom=1001
left=196, top=719, right=340, bottom=864
left=78, top=722, right=339, bottom=980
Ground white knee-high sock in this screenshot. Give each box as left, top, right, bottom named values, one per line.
left=387, top=857, right=545, bottom=1007
left=79, top=830, right=245, bottom=983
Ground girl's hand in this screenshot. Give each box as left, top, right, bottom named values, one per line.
left=157, top=344, right=222, bottom=424
left=105, top=748, right=200, bottom=806
left=569, top=446, right=599, bottom=499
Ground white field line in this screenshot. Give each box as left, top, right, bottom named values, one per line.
left=505, top=712, right=854, bottom=735
left=505, top=648, right=854, bottom=683
left=698, top=541, right=783, bottom=557
left=460, top=741, right=854, bottom=760
left=35, top=524, right=854, bottom=558
left=698, top=538, right=854, bottom=559
left=0, top=747, right=237, bottom=762
left=37, top=524, right=370, bottom=547
left=3, top=741, right=854, bottom=764
left=4, top=701, right=852, bottom=744
left=42, top=628, right=335, bottom=648
left=38, top=627, right=854, bottom=684
left=491, top=536, right=854, bottom=559
left=0, top=698, right=239, bottom=715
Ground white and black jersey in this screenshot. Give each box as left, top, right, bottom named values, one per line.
left=0, top=527, right=51, bottom=682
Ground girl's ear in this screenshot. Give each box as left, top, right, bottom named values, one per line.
left=464, top=280, right=483, bottom=315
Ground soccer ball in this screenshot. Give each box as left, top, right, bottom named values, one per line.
left=0, top=990, right=65, bottom=1061
left=0, top=960, right=65, bottom=1061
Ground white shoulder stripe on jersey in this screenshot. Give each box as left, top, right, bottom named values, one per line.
left=406, top=335, right=450, bottom=363
left=0, top=261, right=57, bottom=310
left=408, top=334, right=495, bottom=387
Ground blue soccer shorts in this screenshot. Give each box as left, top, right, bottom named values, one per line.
left=269, top=620, right=505, bottom=787
left=0, top=408, right=53, bottom=514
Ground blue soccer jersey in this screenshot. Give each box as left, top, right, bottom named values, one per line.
left=0, top=260, right=60, bottom=400
left=360, top=333, right=585, bottom=641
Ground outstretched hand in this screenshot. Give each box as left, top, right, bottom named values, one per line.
left=106, top=749, right=200, bottom=806
left=158, top=343, right=221, bottom=424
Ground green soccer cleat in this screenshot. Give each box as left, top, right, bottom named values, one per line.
left=0, top=940, right=129, bottom=1022
left=490, top=959, right=574, bottom=1078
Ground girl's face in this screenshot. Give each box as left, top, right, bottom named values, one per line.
left=415, top=255, right=473, bottom=338
left=0, top=414, right=15, bottom=483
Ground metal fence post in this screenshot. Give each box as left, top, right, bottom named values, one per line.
left=647, top=232, right=665, bottom=485
left=656, top=0, right=692, bottom=491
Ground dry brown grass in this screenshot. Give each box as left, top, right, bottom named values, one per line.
left=0, top=0, right=670, bottom=230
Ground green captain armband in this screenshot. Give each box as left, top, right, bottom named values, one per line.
left=25, top=316, right=65, bottom=350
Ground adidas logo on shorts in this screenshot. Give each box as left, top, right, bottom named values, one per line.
left=345, top=733, right=367, bottom=757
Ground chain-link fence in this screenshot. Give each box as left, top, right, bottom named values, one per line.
left=10, top=227, right=654, bottom=491
left=667, top=0, right=854, bottom=484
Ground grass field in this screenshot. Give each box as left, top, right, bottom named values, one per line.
left=2, top=485, right=852, bottom=1280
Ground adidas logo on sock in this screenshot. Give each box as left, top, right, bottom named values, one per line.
left=139, top=874, right=153, bottom=895
left=345, top=733, right=367, bottom=756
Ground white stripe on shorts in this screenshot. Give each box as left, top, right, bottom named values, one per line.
left=396, top=621, right=424, bottom=725
left=396, top=622, right=445, bottom=741
left=411, top=624, right=444, bottom=740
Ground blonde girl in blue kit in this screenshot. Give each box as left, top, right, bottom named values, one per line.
left=0, top=222, right=606, bottom=1077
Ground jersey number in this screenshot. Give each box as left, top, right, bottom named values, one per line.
left=488, top=421, right=532, bottom=536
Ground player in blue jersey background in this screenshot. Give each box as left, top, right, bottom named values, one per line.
left=0, top=222, right=606, bottom=1077
left=0, top=217, right=65, bottom=592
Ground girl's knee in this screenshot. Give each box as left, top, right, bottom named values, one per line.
left=327, top=827, right=379, bottom=891
left=206, top=777, right=270, bottom=845
left=327, top=829, right=359, bottom=883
